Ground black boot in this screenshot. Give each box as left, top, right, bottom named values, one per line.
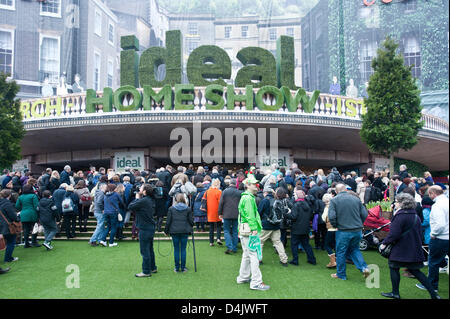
left=0, top=267, right=10, bottom=274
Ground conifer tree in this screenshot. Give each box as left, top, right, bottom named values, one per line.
left=0, top=73, right=25, bottom=170
left=360, top=37, right=423, bottom=202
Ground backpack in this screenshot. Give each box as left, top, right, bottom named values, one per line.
left=80, top=190, right=92, bottom=207
left=62, top=196, right=74, bottom=213
left=154, top=186, right=164, bottom=199
left=267, top=197, right=282, bottom=226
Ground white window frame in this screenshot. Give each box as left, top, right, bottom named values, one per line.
left=188, top=22, right=198, bottom=36
left=93, top=50, right=101, bottom=91
left=94, top=9, right=102, bottom=37
left=39, top=33, right=61, bottom=85
left=224, top=26, right=232, bottom=39
left=286, top=27, right=294, bottom=37
left=40, top=0, right=61, bottom=18
left=241, top=26, right=248, bottom=38
left=269, top=28, right=277, bottom=41
left=108, top=21, right=114, bottom=46
left=0, top=0, right=15, bottom=11
left=107, top=57, right=114, bottom=88
left=0, top=28, right=14, bottom=78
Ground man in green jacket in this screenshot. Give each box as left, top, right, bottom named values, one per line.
left=236, top=175, right=270, bottom=291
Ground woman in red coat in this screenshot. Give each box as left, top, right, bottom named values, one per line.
left=204, top=179, right=222, bottom=246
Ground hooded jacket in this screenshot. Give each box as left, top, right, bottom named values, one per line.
left=165, top=203, right=194, bottom=235
left=285, top=199, right=313, bottom=235
left=38, top=197, right=59, bottom=225
left=238, top=191, right=262, bottom=234
left=103, top=191, right=124, bottom=215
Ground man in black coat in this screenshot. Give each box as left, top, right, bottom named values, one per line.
left=218, top=180, right=242, bottom=254
left=307, top=181, right=325, bottom=200
left=344, top=175, right=357, bottom=192
left=398, top=164, right=409, bottom=182
left=128, top=184, right=157, bottom=277
left=285, top=187, right=316, bottom=266
left=392, top=175, right=407, bottom=199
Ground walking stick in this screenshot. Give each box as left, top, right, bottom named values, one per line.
left=192, top=231, right=197, bottom=272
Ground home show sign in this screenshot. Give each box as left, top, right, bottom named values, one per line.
left=21, top=30, right=366, bottom=119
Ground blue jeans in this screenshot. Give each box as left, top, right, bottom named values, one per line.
left=139, top=228, right=156, bottom=275
left=90, top=212, right=107, bottom=243
left=290, top=234, right=316, bottom=264
left=428, top=238, right=449, bottom=290
left=43, top=223, right=58, bottom=243
left=324, top=231, right=336, bottom=255
left=223, top=219, right=238, bottom=252
left=335, top=230, right=368, bottom=280
left=3, top=233, right=16, bottom=262
left=102, top=213, right=118, bottom=244
left=172, top=234, right=189, bottom=271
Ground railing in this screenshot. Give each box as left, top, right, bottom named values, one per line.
left=20, top=86, right=449, bottom=136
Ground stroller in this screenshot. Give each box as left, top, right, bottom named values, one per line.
left=360, top=205, right=391, bottom=251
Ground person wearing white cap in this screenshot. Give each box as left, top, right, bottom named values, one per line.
left=236, top=175, right=270, bottom=291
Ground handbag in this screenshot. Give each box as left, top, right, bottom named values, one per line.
left=238, top=212, right=252, bottom=236
left=200, top=191, right=208, bottom=212
left=0, top=209, right=22, bottom=235
left=379, top=214, right=418, bottom=259
left=0, top=236, right=5, bottom=251
left=32, top=222, right=44, bottom=235
left=118, top=213, right=123, bottom=222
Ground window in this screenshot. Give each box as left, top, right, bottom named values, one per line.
left=286, top=28, right=294, bottom=37
left=40, top=0, right=61, bottom=17
left=0, top=0, right=14, bottom=10
left=359, top=40, right=377, bottom=83
left=39, top=35, right=60, bottom=84
left=315, top=13, right=322, bottom=39
left=405, top=0, right=417, bottom=12
left=188, top=23, right=198, bottom=35
left=0, top=30, right=13, bottom=76
left=95, top=10, right=102, bottom=36
left=269, top=28, right=277, bottom=41
left=187, top=40, right=198, bottom=53
left=404, top=36, right=421, bottom=78
left=316, top=54, right=324, bottom=91
left=241, top=26, right=248, bottom=38
left=224, top=26, right=231, bottom=39
left=94, top=52, right=101, bottom=91
left=108, top=22, right=114, bottom=45
left=107, top=59, right=113, bottom=87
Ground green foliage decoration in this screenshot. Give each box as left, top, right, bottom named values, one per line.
left=143, top=85, right=172, bottom=110
left=187, top=46, right=231, bottom=87
left=0, top=73, right=25, bottom=169
left=174, top=84, right=194, bottom=110
left=138, top=30, right=182, bottom=88
left=235, top=47, right=277, bottom=88
left=86, top=88, right=113, bottom=113
left=394, top=157, right=429, bottom=179
left=113, top=86, right=142, bottom=111
left=276, top=36, right=298, bottom=90
left=255, top=86, right=284, bottom=111
left=120, top=35, right=139, bottom=87
left=204, top=84, right=225, bottom=110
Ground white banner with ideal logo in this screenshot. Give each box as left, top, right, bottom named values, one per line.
left=374, top=157, right=390, bottom=172
left=114, top=151, right=145, bottom=173
left=257, top=149, right=293, bottom=170
left=12, top=159, right=29, bottom=173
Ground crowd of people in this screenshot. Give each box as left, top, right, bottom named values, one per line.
left=0, top=162, right=448, bottom=296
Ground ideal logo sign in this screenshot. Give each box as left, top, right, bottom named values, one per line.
left=114, top=152, right=145, bottom=172
left=258, top=149, right=293, bottom=169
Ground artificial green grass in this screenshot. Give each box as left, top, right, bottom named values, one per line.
left=1, top=240, right=448, bottom=299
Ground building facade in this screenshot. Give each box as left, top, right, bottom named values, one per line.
left=0, top=0, right=119, bottom=98
left=302, top=0, right=449, bottom=103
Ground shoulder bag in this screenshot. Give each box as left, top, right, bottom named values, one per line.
left=379, top=214, right=418, bottom=258
left=0, top=209, right=22, bottom=235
